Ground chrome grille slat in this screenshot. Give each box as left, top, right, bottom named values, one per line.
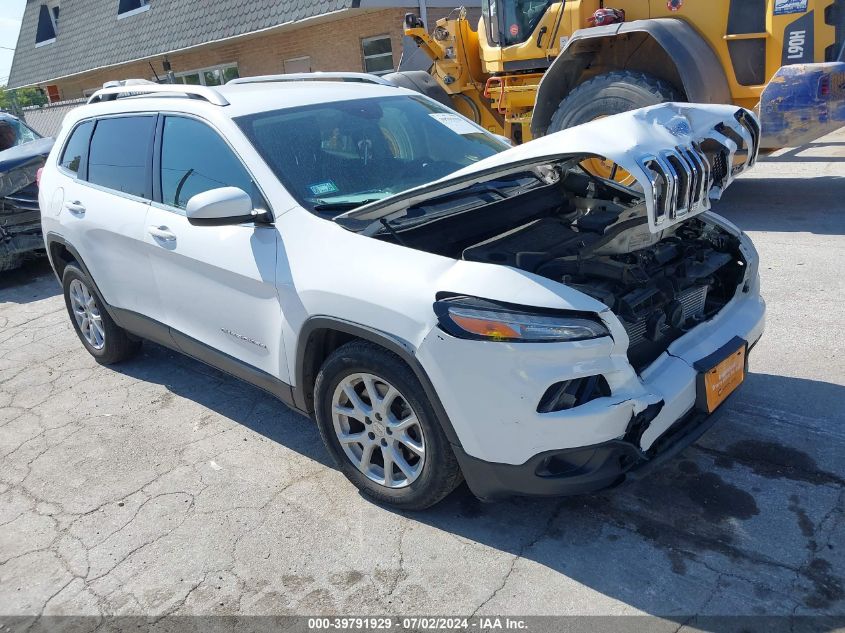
left=664, top=151, right=690, bottom=217
left=692, top=142, right=712, bottom=198
left=636, top=110, right=759, bottom=227
left=678, top=146, right=702, bottom=212
left=655, top=154, right=679, bottom=220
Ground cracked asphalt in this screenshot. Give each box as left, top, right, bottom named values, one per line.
left=1, top=130, right=844, bottom=629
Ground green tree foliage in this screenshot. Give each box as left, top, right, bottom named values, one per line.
left=0, top=86, right=48, bottom=113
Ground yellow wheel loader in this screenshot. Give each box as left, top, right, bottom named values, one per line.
left=387, top=0, right=845, bottom=153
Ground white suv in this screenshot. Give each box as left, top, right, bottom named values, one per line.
left=39, top=75, right=765, bottom=509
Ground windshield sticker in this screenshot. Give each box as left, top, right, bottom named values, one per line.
left=774, top=0, right=808, bottom=15
left=308, top=181, right=339, bottom=196
left=429, top=113, right=480, bottom=136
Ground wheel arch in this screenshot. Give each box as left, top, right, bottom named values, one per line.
left=45, top=233, right=81, bottom=282
left=45, top=233, right=115, bottom=322
left=531, top=18, right=731, bottom=138
left=293, top=316, right=461, bottom=446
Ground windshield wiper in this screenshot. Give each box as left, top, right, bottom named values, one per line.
left=312, top=199, right=380, bottom=212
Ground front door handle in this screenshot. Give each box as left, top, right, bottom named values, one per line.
left=65, top=201, right=85, bottom=216
left=147, top=225, right=176, bottom=241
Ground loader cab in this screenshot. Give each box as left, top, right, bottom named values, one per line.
left=477, top=0, right=654, bottom=73
left=478, top=0, right=567, bottom=72
left=481, top=0, right=555, bottom=46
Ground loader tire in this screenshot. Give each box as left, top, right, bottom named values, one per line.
left=546, top=71, right=682, bottom=134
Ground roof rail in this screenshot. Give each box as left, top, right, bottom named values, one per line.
left=227, top=72, right=395, bottom=87
left=87, top=82, right=229, bottom=106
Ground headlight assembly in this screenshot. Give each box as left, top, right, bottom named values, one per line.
left=434, top=297, right=609, bottom=343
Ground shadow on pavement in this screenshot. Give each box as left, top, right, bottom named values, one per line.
left=762, top=142, right=845, bottom=163
left=718, top=176, right=845, bottom=235
left=392, top=373, right=845, bottom=619
left=111, top=341, right=335, bottom=470
left=109, top=336, right=845, bottom=618
left=0, top=258, right=59, bottom=304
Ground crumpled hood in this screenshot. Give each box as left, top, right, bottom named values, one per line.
left=0, top=137, right=54, bottom=199
left=339, top=102, right=760, bottom=235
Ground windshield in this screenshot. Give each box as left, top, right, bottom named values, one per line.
left=235, top=95, right=509, bottom=215
left=0, top=117, right=41, bottom=152
left=485, top=0, right=555, bottom=46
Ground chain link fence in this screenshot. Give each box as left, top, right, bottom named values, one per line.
left=19, top=98, right=87, bottom=138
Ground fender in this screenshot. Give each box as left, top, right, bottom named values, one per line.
left=294, top=316, right=462, bottom=446
left=44, top=233, right=103, bottom=296
left=531, top=18, right=731, bottom=138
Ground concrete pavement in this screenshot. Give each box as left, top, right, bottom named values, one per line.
left=1, top=130, right=843, bottom=629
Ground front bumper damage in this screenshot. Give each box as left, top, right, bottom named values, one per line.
left=453, top=407, right=718, bottom=500
left=417, top=267, right=765, bottom=501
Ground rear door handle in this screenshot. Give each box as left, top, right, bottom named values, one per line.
left=147, top=225, right=176, bottom=241
left=65, top=201, right=85, bottom=216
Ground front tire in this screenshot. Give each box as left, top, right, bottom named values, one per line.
left=62, top=264, right=141, bottom=365
left=314, top=340, right=462, bottom=510
left=546, top=70, right=682, bottom=133
left=547, top=71, right=682, bottom=184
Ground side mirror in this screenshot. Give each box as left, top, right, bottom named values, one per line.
left=185, top=187, right=254, bottom=226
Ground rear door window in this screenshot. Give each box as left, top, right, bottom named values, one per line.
left=59, top=121, right=94, bottom=176
left=87, top=116, right=155, bottom=198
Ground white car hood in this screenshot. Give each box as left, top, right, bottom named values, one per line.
left=339, top=102, right=760, bottom=235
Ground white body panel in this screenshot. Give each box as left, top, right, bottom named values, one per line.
left=50, top=176, right=163, bottom=322
left=40, top=80, right=765, bottom=476
left=143, top=206, right=287, bottom=379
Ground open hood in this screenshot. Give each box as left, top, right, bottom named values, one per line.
left=338, top=102, right=760, bottom=235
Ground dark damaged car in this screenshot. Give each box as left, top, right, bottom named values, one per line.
left=0, top=113, right=54, bottom=272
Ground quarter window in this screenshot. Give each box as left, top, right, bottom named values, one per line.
left=59, top=121, right=93, bottom=175
left=87, top=116, right=155, bottom=198
left=159, top=117, right=253, bottom=210
left=361, top=35, right=394, bottom=75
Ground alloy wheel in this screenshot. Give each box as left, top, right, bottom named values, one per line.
left=331, top=372, right=426, bottom=488
left=69, top=279, right=105, bottom=350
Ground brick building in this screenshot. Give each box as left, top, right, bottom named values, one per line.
left=8, top=0, right=479, bottom=102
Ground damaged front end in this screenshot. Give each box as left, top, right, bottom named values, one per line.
left=0, top=136, right=54, bottom=272
left=340, top=103, right=760, bottom=371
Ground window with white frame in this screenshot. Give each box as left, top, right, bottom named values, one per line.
left=35, top=1, right=60, bottom=46
left=169, top=63, right=240, bottom=86
left=118, top=0, right=150, bottom=17
left=284, top=56, right=312, bottom=74
left=361, top=35, right=394, bottom=75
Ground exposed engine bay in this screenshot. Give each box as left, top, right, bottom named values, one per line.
left=374, top=163, right=746, bottom=369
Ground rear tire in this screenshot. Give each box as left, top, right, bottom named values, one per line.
left=314, top=340, right=463, bottom=510
left=62, top=264, right=141, bottom=365
left=546, top=71, right=682, bottom=134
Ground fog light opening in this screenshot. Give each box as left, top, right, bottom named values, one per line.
left=537, top=375, right=611, bottom=413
